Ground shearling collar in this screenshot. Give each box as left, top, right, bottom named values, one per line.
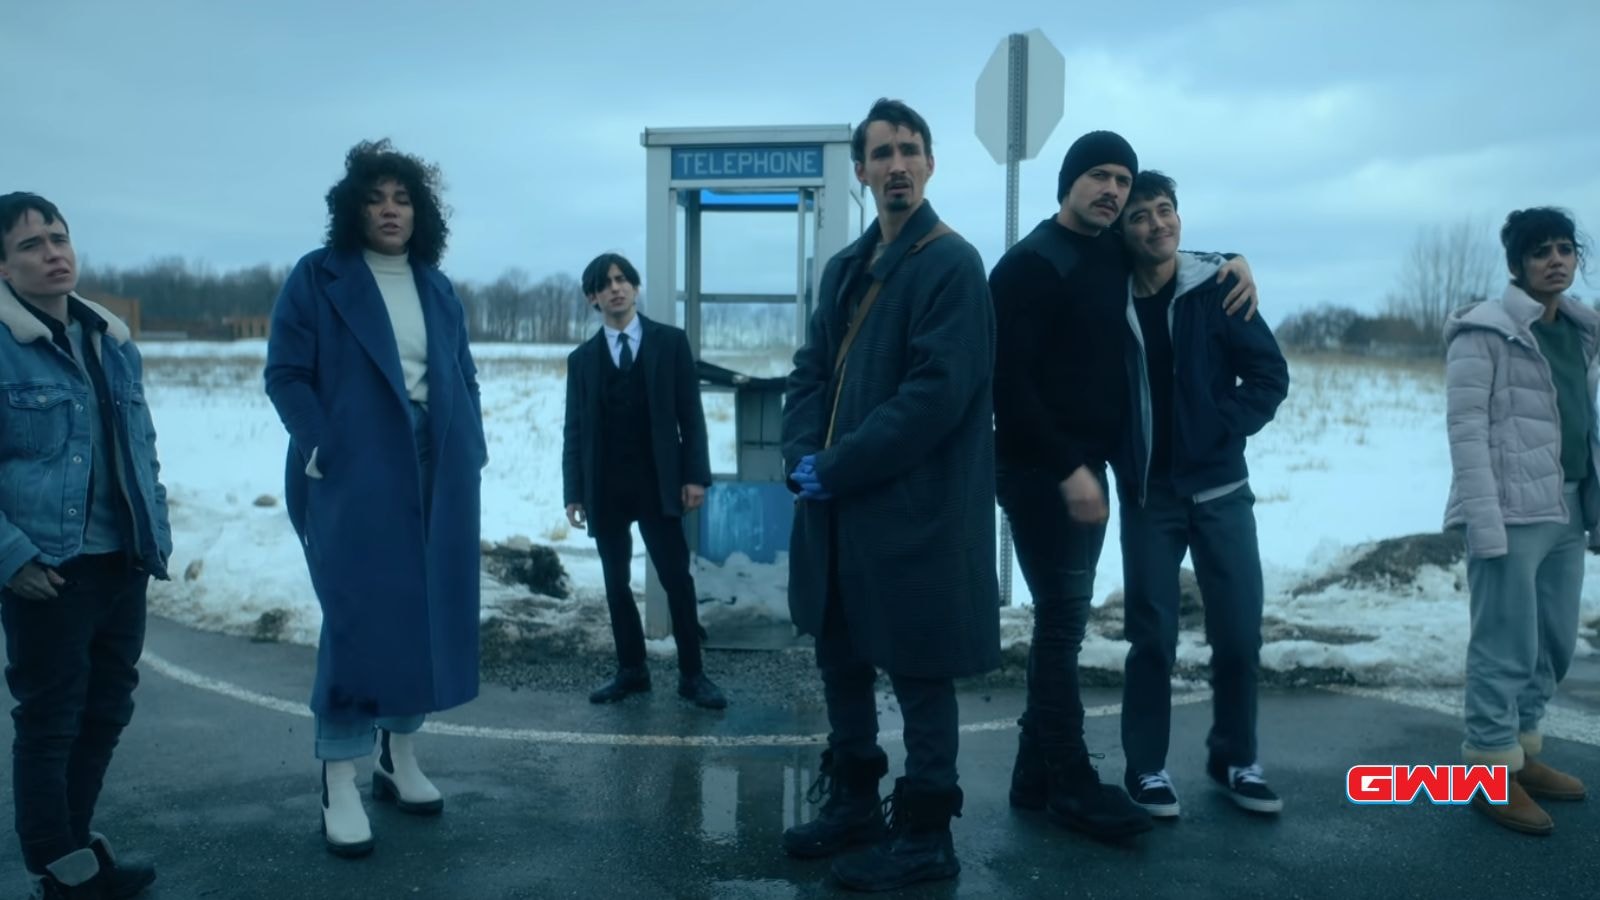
left=0, top=281, right=132, bottom=346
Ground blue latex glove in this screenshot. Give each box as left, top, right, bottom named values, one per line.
left=793, top=454, right=831, bottom=500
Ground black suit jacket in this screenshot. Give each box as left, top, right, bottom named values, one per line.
left=563, top=315, right=712, bottom=523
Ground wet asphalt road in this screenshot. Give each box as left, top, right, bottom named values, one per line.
left=1, top=615, right=1597, bottom=899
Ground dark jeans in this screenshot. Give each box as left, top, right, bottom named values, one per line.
left=998, top=465, right=1105, bottom=757
left=1119, top=481, right=1263, bottom=779
left=816, top=512, right=958, bottom=791
left=1, top=552, right=148, bottom=873
left=592, top=507, right=704, bottom=677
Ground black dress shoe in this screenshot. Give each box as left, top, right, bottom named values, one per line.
left=589, top=667, right=651, bottom=704
left=678, top=673, right=727, bottom=710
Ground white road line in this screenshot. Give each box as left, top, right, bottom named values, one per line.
left=141, top=651, right=1210, bottom=747
left=1323, top=685, right=1600, bottom=748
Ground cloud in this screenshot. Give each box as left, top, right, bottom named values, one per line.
left=4, top=0, right=1598, bottom=321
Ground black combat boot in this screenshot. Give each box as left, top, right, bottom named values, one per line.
left=1008, top=728, right=1048, bottom=810
left=782, top=749, right=889, bottom=859
left=87, top=834, right=156, bottom=898
left=31, top=848, right=105, bottom=900
left=1046, top=752, right=1153, bottom=839
left=831, top=777, right=963, bottom=892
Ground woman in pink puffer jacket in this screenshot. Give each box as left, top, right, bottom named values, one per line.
left=1443, top=207, right=1596, bottom=835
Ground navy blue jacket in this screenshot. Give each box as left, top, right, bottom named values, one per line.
left=782, top=201, right=1000, bottom=679
left=1114, top=255, right=1289, bottom=505
left=265, top=247, right=486, bottom=718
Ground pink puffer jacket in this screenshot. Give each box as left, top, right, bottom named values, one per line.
left=1442, top=284, right=1600, bottom=558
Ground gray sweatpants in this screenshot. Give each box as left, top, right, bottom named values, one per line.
left=1464, top=484, right=1586, bottom=760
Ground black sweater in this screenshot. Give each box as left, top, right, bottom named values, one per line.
left=989, top=217, right=1132, bottom=479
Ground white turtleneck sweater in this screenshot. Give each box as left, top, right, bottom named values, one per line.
left=307, top=250, right=432, bottom=479
left=363, top=248, right=430, bottom=404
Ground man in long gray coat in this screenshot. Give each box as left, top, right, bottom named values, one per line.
left=780, top=98, right=998, bottom=892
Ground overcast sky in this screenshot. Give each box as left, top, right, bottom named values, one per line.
left=6, top=0, right=1598, bottom=321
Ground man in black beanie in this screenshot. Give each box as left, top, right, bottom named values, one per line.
left=988, top=129, right=1257, bottom=841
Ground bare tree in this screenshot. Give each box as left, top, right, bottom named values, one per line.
left=481, top=268, right=533, bottom=341
left=1274, top=303, right=1362, bottom=352
left=1388, top=219, right=1500, bottom=351
left=528, top=273, right=584, bottom=343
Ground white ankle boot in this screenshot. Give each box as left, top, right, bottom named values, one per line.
left=373, top=729, right=443, bottom=814
left=321, top=760, right=374, bottom=857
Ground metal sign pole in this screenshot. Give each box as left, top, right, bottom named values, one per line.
left=977, top=28, right=1063, bottom=607
left=997, top=33, right=1028, bottom=607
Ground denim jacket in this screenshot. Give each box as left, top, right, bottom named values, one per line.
left=0, top=286, right=172, bottom=584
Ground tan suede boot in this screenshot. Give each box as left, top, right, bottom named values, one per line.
left=1472, top=778, right=1553, bottom=835
left=1518, top=759, right=1587, bottom=801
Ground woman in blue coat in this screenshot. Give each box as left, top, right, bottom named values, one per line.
left=265, top=139, right=486, bottom=858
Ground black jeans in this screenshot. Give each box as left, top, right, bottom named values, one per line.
left=998, top=465, right=1106, bottom=757
left=592, top=507, right=704, bottom=677
left=1120, top=482, right=1263, bottom=779
left=1, top=553, right=148, bottom=873
left=815, top=512, right=958, bottom=791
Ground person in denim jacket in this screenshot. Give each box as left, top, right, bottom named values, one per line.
left=0, top=192, right=171, bottom=900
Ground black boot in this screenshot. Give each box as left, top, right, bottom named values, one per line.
left=87, top=834, right=155, bottom=898
left=783, top=749, right=889, bottom=859
left=1008, top=728, right=1047, bottom=810
left=831, top=777, right=962, bottom=892
left=31, top=848, right=104, bottom=900
left=1046, top=752, right=1153, bottom=840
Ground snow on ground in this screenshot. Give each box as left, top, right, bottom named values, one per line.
left=139, top=343, right=1600, bottom=686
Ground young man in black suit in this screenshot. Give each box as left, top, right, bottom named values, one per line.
left=562, top=252, right=726, bottom=710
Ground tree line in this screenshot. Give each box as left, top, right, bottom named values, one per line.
left=1276, top=217, right=1590, bottom=358
left=80, top=216, right=1573, bottom=355
left=76, top=259, right=796, bottom=348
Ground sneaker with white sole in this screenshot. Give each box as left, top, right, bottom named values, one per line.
left=1208, top=760, right=1283, bottom=815
left=1128, top=770, right=1181, bottom=818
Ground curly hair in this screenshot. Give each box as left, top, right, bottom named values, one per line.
left=324, top=139, right=450, bottom=267
left=1500, top=207, right=1589, bottom=283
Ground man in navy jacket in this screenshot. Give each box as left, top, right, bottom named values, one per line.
left=1112, top=171, right=1289, bottom=819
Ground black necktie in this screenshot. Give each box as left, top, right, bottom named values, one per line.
left=617, top=332, right=633, bottom=371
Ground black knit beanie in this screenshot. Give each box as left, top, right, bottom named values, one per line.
left=1056, top=131, right=1138, bottom=202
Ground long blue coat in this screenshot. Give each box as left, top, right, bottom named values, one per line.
left=265, top=247, right=486, bottom=718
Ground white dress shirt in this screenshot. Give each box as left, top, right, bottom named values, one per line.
left=603, top=315, right=643, bottom=367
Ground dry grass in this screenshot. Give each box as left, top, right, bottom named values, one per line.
left=1282, top=350, right=1444, bottom=377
